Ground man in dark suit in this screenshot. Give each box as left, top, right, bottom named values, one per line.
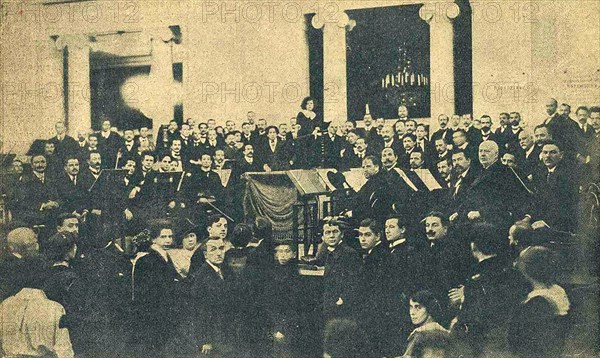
left=399, top=133, right=418, bottom=169
left=478, top=115, right=499, bottom=145
left=452, top=223, right=528, bottom=356
left=187, top=237, right=230, bottom=356
left=117, top=128, right=139, bottom=168
left=132, top=221, right=180, bottom=356
left=418, top=212, right=474, bottom=306
left=54, top=156, right=88, bottom=215
left=322, top=123, right=343, bottom=169
left=13, top=154, right=60, bottom=226
left=97, top=118, right=123, bottom=169
left=385, top=215, right=421, bottom=296
left=453, top=141, right=529, bottom=228
left=241, top=122, right=259, bottom=146
left=379, top=125, right=403, bottom=157
left=340, top=137, right=371, bottom=170
left=461, top=114, right=482, bottom=146
left=433, top=138, right=451, bottom=164
left=48, top=121, right=78, bottom=161
left=526, top=140, right=580, bottom=232
left=504, top=112, right=524, bottom=152
left=452, top=129, right=478, bottom=161
left=357, top=218, right=409, bottom=357
left=349, top=156, right=393, bottom=222
left=316, top=217, right=362, bottom=320
left=494, top=112, right=511, bottom=149
left=542, top=98, right=580, bottom=159
left=257, top=126, right=289, bottom=172
left=517, top=130, right=541, bottom=180
left=449, top=150, right=478, bottom=219
left=431, top=114, right=454, bottom=146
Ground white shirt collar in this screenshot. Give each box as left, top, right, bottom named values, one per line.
left=390, top=238, right=407, bottom=248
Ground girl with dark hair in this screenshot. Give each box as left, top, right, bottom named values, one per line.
left=403, top=290, right=450, bottom=357
left=509, top=246, right=570, bottom=358
left=296, top=96, right=328, bottom=168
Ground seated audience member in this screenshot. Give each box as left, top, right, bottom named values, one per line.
left=168, top=224, right=200, bottom=279
left=132, top=220, right=180, bottom=356
left=450, top=223, right=528, bottom=357
left=340, top=136, right=370, bottom=169
left=43, top=232, right=86, bottom=354
left=525, top=140, right=580, bottom=232
left=246, top=216, right=274, bottom=272
left=431, top=114, right=454, bottom=146
left=348, top=156, right=393, bottom=222
left=517, top=129, right=541, bottom=179
left=0, top=226, right=41, bottom=301
left=452, top=129, right=477, bottom=160
left=54, top=156, right=88, bottom=217
left=316, top=216, right=361, bottom=320
left=435, top=158, right=454, bottom=188
left=509, top=246, right=571, bottom=358
left=0, top=256, right=74, bottom=358
left=381, top=147, right=400, bottom=172
left=399, top=133, right=418, bottom=169
left=323, top=318, right=373, bottom=358
left=229, top=223, right=254, bottom=249
left=13, top=154, right=60, bottom=226
left=403, top=290, right=450, bottom=358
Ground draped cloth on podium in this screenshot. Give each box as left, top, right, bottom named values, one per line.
left=243, top=172, right=299, bottom=234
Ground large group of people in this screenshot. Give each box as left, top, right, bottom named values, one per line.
left=0, top=96, right=598, bottom=358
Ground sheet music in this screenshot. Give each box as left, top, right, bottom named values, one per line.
left=413, top=169, right=443, bottom=191
left=344, top=169, right=368, bottom=191
left=393, top=168, right=419, bottom=192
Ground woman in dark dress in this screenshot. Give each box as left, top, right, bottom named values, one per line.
left=296, top=96, right=328, bottom=168
left=509, top=246, right=571, bottom=358
left=132, top=219, right=181, bottom=357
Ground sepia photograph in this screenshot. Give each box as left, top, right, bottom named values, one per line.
left=0, top=0, right=598, bottom=357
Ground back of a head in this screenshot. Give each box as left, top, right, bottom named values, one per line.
left=470, top=223, right=507, bottom=256
left=10, top=255, right=50, bottom=291
left=230, top=223, right=253, bottom=248
left=517, top=246, right=558, bottom=286
left=6, top=227, right=39, bottom=259
left=324, top=318, right=371, bottom=358
left=254, top=217, right=273, bottom=242
left=44, top=232, right=76, bottom=263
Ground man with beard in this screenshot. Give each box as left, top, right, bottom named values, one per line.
left=398, top=105, right=409, bottom=122
left=431, top=114, right=454, bottom=146
left=222, top=132, right=241, bottom=161
left=449, top=150, right=478, bottom=221
left=503, top=112, right=524, bottom=151
left=405, top=119, right=417, bottom=135
left=478, top=115, right=498, bottom=145
left=434, top=138, right=451, bottom=163
left=117, top=128, right=139, bottom=167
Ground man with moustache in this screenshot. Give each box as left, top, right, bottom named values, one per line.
left=14, top=154, right=60, bottom=226
left=322, top=123, right=344, bottom=169
left=525, top=140, right=580, bottom=232
left=347, top=156, right=392, bottom=222
left=452, top=129, right=478, bottom=161
left=542, top=98, right=580, bottom=158
left=380, top=125, right=403, bottom=157
left=394, top=120, right=407, bottom=142
left=431, top=114, right=454, bottom=146
left=399, top=134, right=418, bottom=169
left=494, top=112, right=511, bottom=148
left=478, top=115, right=498, bottom=145
left=434, top=138, right=451, bottom=163
left=418, top=212, right=473, bottom=309
left=504, top=112, right=524, bottom=151
left=398, top=105, right=409, bottom=122
left=340, top=137, right=371, bottom=170
left=54, top=156, right=87, bottom=216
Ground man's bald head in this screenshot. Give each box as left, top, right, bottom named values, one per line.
left=478, top=140, right=499, bottom=168
left=6, top=227, right=39, bottom=259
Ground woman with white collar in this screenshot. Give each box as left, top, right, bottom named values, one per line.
left=509, top=246, right=570, bottom=358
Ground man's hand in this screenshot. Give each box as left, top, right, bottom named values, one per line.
left=168, top=201, right=176, bottom=209
left=532, top=220, right=549, bottom=230
left=129, top=186, right=140, bottom=199
left=263, top=164, right=272, bottom=172
left=312, top=127, right=322, bottom=138
left=124, top=208, right=133, bottom=221
left=41, top=201, right=59, bottom=211
left=448, top=286, right=465, bottom=307
left=467, top=211, right=481, bottom=220
left=449, top=212, right=459, bottom=222
left=201, top=344, right=213, bottom=354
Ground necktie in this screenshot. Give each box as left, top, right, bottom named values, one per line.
left=217, top=269, right=224, bottom=280
left=547, top=170, right=553, bottom=184
left=71, top=175, right=76, bottom=186
left=453, top=177, right=462, bottom=198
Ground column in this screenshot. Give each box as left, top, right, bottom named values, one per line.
left=312, top=12, right=355, bottom=125
left=420, top=2, right=460, bottom=120
left=56, top=34, right=92, bottom=135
